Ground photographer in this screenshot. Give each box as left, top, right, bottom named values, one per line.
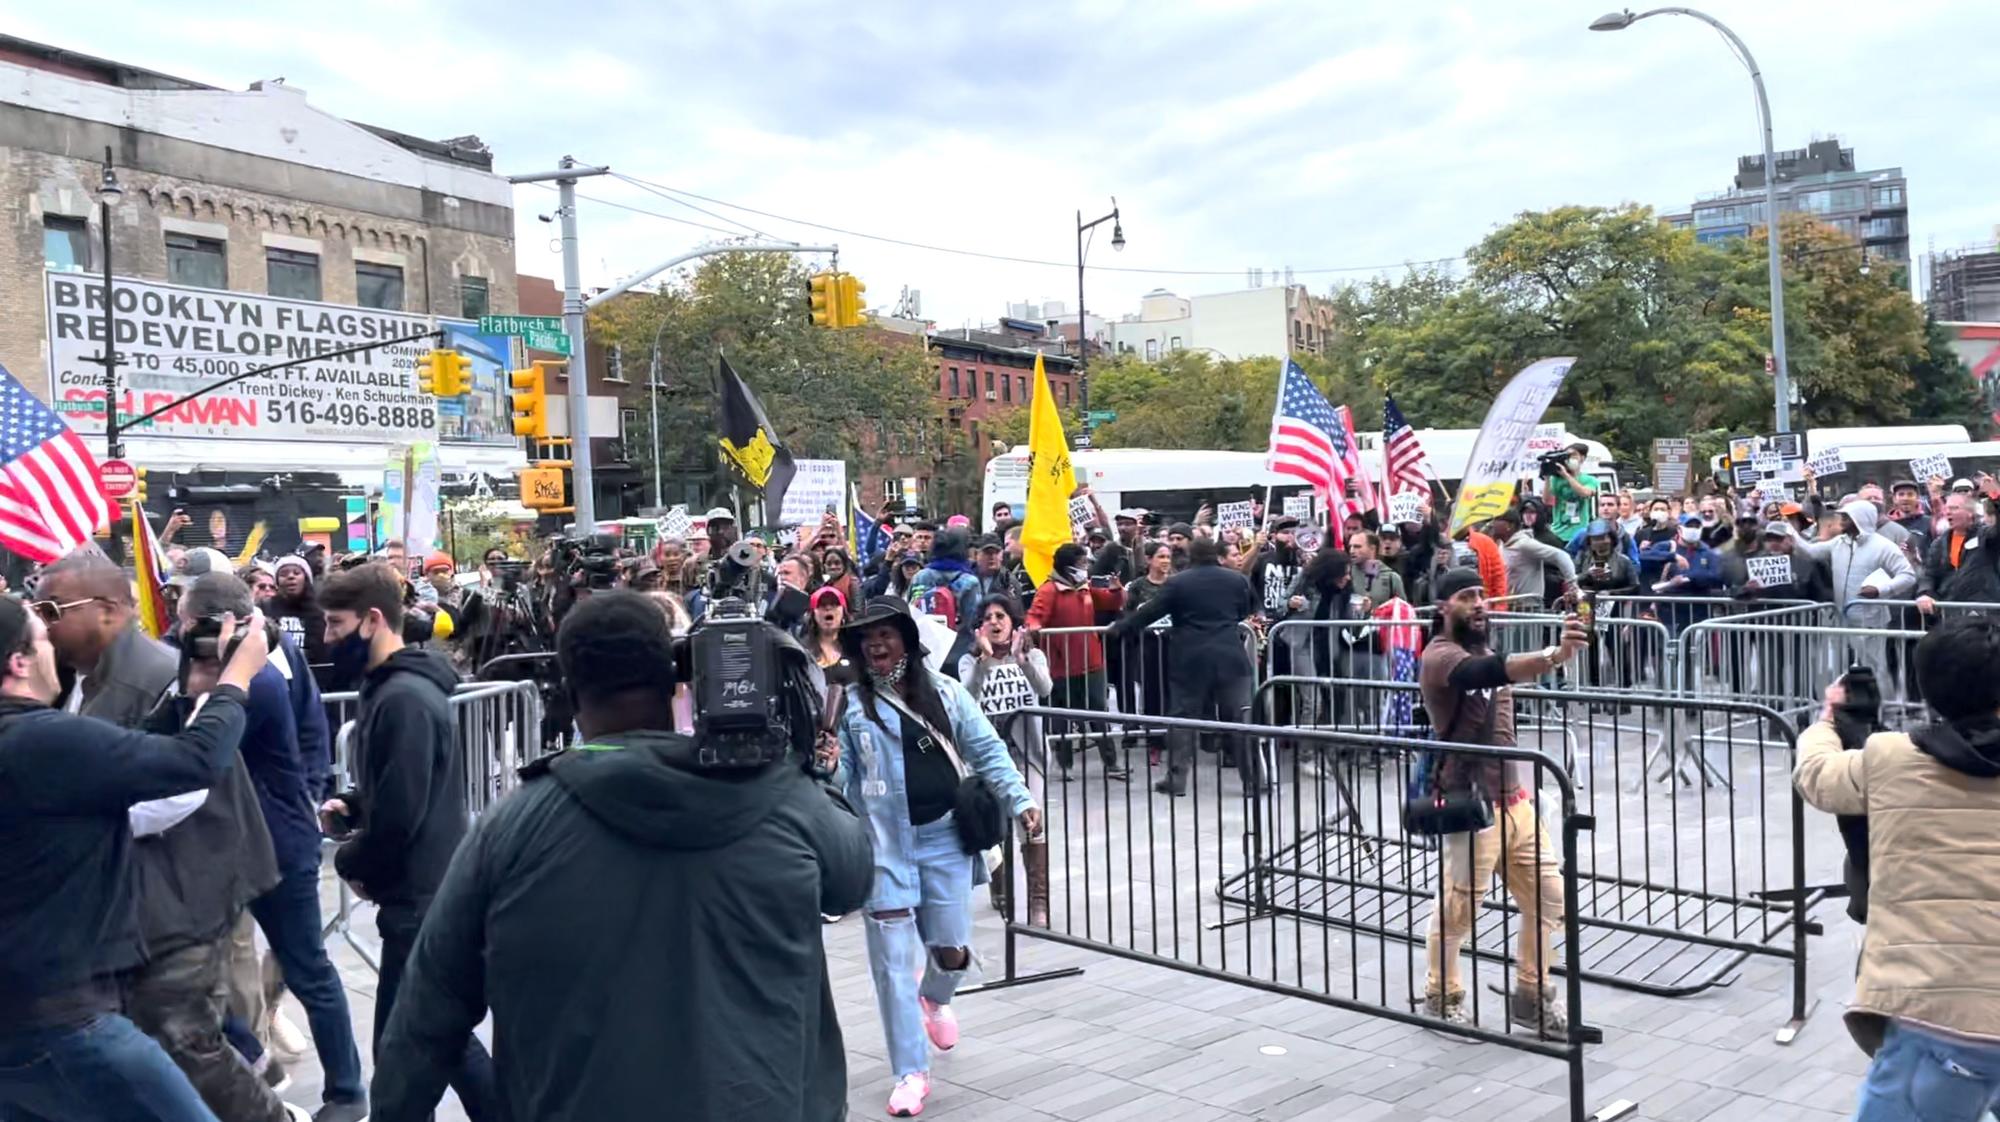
left=1542, top=441, right=1599, bottom=542
left=0, top=597, right=272, bottom=1122
left=316, top=564, right=497, bottom=1119
left=1795, top=616, right=2000, bottom=1120
left=372, top=591, right=871, bottom=1121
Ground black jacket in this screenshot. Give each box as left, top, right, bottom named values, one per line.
left=1113, top=563, right=1255, bottom=686
left=1921, top=522, right=2000, bottom=604
left=370, top=730, right=872, bottom=1122
left=0, top=688, right=249, bottom=1023
left=334, top=648, right=464, bottom=913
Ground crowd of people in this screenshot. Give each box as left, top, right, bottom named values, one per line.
left=2, top=446, right=1997, bottom=1122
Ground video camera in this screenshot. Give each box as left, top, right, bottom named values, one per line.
left=675, top=584, right=827, bottom=772
left=1536, top=448, right=1574, bottom=479
left=182, top=612, right=281, bottom=665
left=554, top=532, right=620, bottom=591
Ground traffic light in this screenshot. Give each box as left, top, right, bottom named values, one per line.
left=809, top=271, right=836, bottom=327
left=836, top=273, right=867, bottom=327
left=438, top=349, right=472, bottom=397
left=416, top=350, right=440, bottom=396
left=509, top=365, right=547, bottom=438
left=133, top=468, right=148, bottom=504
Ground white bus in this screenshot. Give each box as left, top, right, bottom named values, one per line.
left=981, top=429, right=1618, bottom=531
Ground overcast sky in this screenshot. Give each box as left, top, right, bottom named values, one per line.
left=14, top=1, right=1999, bottom=327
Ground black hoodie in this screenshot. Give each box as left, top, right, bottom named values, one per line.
left=370, top=730, right=872, bottom=1122
left=1912, top=716, right=2000, bottom=779
left=333, top=647, right=464, bottom=913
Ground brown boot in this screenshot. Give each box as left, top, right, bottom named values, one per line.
left=1024, top=840, right=1051, bottom=928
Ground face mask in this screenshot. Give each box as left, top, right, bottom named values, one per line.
left=327, top=623, right=374, bottom=686
left=1679, top=526, right=1701, bottom=544
left=1650, top=511, right=1669, bottom=525
left=867, top=654, right=909, bottom=689
left=1064, top=566, right=1088, bottom=585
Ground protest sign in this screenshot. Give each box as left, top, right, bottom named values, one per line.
left=1910, top=453, right=1952, bottom=483
left=1733, top=464, right=1759, bottom=490
left=1216, top=500, right=1255, bottom=530
left=1747, top=554, right=1794, bottom=589
left=1729, top=436, right=1758, bottom=465
left=1283, top=494, right=1315, bottom=523
left=660, top=504, right=692, bottom=540
left=1808, top=447, right=1845, bottom=478
left=1652, top=437, right=1693, bottom=495
left=1770, top=432, right=1804, bottom=459
left=1068, top=495, right=1095, bottom=529
left=1388, top=491, right=1426, bottom=525
left=1751, top=450, right=1782, bottom=476
left=776, top=459, right=846, bottom=527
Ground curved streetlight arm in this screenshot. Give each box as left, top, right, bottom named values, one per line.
left=1600, top=5, right=1791, bottom=431
left=588, top=242, right=840, bottom=309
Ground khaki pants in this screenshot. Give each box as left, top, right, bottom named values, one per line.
left=1423, top=797, right=1565, bottom=997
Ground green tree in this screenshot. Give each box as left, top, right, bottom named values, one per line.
left=1906, top=313, right=1990, bottom=439
left=1759, top=214, right=1927, bottom=429
left=588, top=253, right=936, bottom=507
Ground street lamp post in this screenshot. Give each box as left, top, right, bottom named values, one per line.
left=96, top=146, right=124, bottom=459
left=1591, top=7, right=1791, bottom=432
left=1075, top=199, right=1125, bottom=416
left=646, top=305, right=673, bottom=509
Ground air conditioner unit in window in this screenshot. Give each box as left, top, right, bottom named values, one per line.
left=985, top=390, right=997, bottom=401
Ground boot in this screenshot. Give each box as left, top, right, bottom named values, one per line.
left=988, top=866, right=1010, bottom=914
left=1024, top=840, right=1050, bottom=928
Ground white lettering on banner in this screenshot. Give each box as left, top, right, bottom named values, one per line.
left=1909, top=453, right=1952, bottom=483
left=777, top=459, right=846, bottom=527
left=43, top=272, right=512, bottom=445
left=1451, top=358, right=1576, bottom=536
left=977, top=661, right=1038, bottom=717
left=1747, top=555, right=1794, bottom=588
left=1282, top=494, right=1314, bottom=522
left=660, top=504, right=692, bottom=540
left=1217, top=500, right=1255, bottom=530
left=1068, top=496, right=1095, bottom=529
left=1808, top=447, right=1846, bottom=477
left=1388, top=491, right=1425, bottom=525
left=1751, top=450, right=1782, bottom=475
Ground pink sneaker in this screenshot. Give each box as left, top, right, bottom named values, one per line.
left=886, top=1073, right=930, bottom=1116
left=919, top=997, right=958, bottom=1050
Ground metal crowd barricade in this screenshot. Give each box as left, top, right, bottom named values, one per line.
left=971, top=703, right=1634, bottom=1122
left=320, top=679, right=544, bottom=971
left=1253, top=676, right=1820, bottom=1042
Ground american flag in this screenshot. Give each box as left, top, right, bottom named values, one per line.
left=1266, top=360, right=1350, bottom=544
left=0, top=364, right=112, bottom=563
left=1382, top=394, right=1431, bottom=494
left=1372, top=596, right=1423, bottom=730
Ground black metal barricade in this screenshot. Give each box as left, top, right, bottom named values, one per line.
left=1255, top=675, right=1821, bottom=1044
left=971, top=703, right=1636, bottom=1122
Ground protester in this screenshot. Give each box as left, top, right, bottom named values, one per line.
left=0, top=596, right=275, bottom=1122
left=270, top=555, right=327, bottom=665
left=1024, top=542, right=1129, bottom=780
left=1348, top=530, right=1406, bottom=608
left=370, top=591, right=871, bottom=1121
left=1283, top=549, right=1382, bottom=727
left=1110, top=537, right=1258, bottom=796
left=958, top=594, right=1053, bottom=925
left=1739, top=522, right=1831, bottom=603
left=1418, top=569, right=1588, bottom=1038
left=1488, top=507, right=1577, bottom=612
left=181, top=574, right=367, bottom=1121
left=1918, top=482, right=2000, bottom=613
left=836, top=596, right=1038, bottom=1117
left=1794, top=615, right=2000, bottom=1121
left=804, top=586, right=854, bottom=684
left=908, top=527, right=983, bottom=631
left=1635, top=497, right=1680, bottom=586
left=1789, top=501, right=1917, bottom=656
left=316, top=563, right=497, bottom=1119
left=1566, top=492, right=1640, bottom=571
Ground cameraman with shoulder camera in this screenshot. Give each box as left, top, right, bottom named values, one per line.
left=1796, top=615, right=2000, bottom=1120
left=1542, top=441, right=1599, bottom=543
left=316, top=563, right=497, bottom=1119
left=371, top=591, right=871, bottom=1121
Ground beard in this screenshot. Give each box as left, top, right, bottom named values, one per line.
left=1445, top=615, right=1488, bottom=649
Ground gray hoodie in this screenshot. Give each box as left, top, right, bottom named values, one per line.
left=1792, top=501, right=1915, bottom=628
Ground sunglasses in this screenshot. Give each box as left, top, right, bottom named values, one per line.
left=29, top=597, right=103, bottom=625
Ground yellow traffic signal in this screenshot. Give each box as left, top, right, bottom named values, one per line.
left=809, top=271, right=836, bottom=328
left=836, top=273, right=867, bottom=327
left=509, top=365, right=547, bottom=439
left=439, top=350, right=473, bottom=397
left=133, top=467, right=148, bottom=504
left=416, top=350, right=440, bottom=396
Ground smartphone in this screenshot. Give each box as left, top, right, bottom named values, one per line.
left=1089, top=575, right=1111, bottom=588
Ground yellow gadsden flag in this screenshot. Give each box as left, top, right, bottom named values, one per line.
left=1020, top=353, right=1074, bottom=586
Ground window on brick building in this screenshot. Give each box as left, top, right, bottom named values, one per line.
left=266, top=248, right=322, bottom=302
left=1059, top=381, right=1071, bottom=406
left=1018, top=375, right=1027, bottom=400
left=1001, top=373, right=1012, bottom=403
left=43, top=216, right=90, bottom=273
left=166, top=233, right=227, bottom=289
left=949, top=366, right=960, bottom=397
left=355, top=261, right=405, bottom=310
left=458, top=275, right=489, bottom=319
left=985, top=370, right=995, bottom=397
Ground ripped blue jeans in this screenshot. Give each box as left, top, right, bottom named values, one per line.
left=863, top=815, right=974, bottom=1078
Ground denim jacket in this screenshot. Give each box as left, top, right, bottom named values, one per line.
left=837, top=672, right=1035, bottom=911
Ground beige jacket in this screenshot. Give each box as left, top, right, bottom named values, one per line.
left=1794, top=719, right=2000, bottom=1053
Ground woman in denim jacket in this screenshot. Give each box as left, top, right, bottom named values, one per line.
left=837, top=595, right=1039, bottom=1118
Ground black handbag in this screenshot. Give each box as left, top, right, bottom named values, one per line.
left=1401, top=690, right=1498, bottom=837
left=881, top=690, right=1009, bottom=854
